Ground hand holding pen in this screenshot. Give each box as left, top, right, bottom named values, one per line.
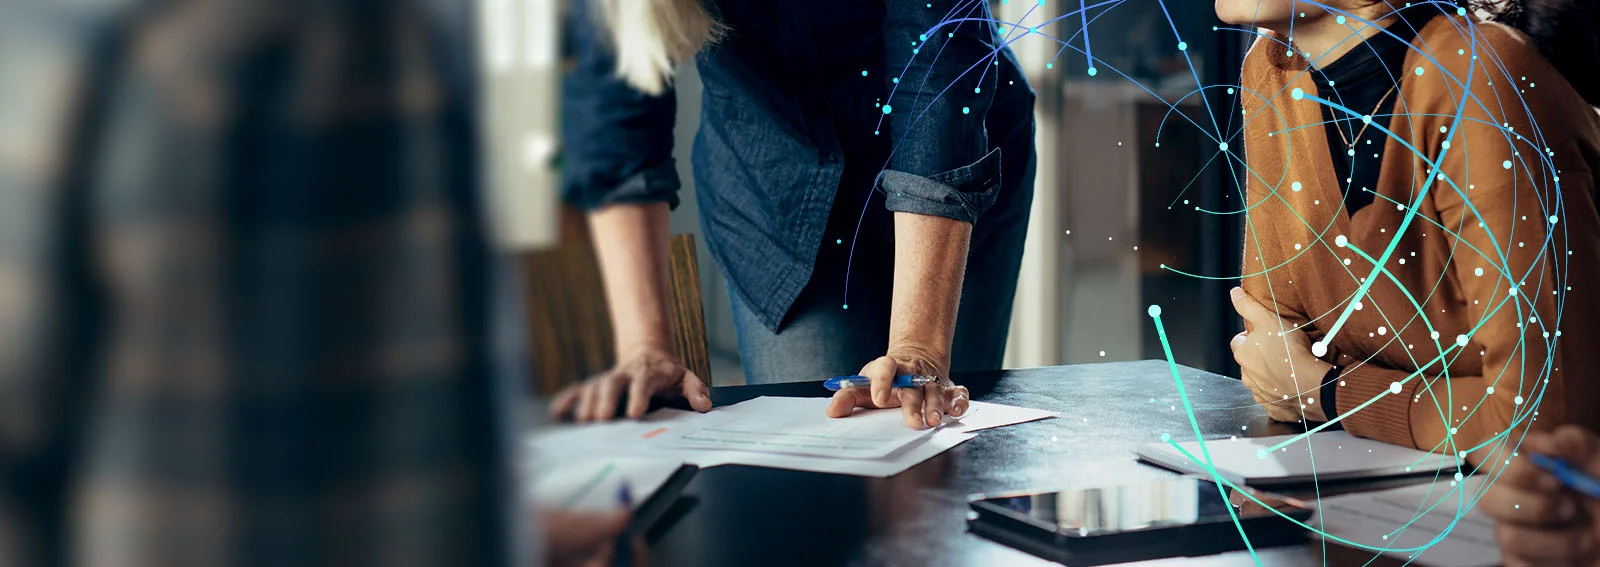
left=1478, top=425, right=1600, bottom=567
left=823, top=347, right=969, bottom=429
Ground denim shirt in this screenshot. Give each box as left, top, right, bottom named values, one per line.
left=562, top=0, right=1034, bottom=331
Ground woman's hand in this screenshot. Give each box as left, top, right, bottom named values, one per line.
left=550, top=345, right=712, bottom=422
left=824, top=343, right=970, bottom=429
left=1229, top=287, right=1332, bottom=423
left=1480, top=426, right=1600, bottom=567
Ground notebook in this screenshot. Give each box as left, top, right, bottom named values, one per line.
left=1136, top=431, right=1461, bottom=487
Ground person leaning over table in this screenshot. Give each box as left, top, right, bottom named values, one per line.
left=552, top=0, right=1035, bottom=429
left=1214, top=0, right=1600, bottom=461
left=1481, top=425, right=1600, bottom=567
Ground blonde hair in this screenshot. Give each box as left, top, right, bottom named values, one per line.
left=596, top=0, right=723, bottom=95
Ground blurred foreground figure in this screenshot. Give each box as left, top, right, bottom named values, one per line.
left=0, top=1, right=528, bottom=565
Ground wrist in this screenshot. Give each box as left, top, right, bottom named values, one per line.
left=885, top=340, right=950, bottom=378
left=614, top=331, right=673, bottom=361
left=1319, top=365, right=1342, bottom=422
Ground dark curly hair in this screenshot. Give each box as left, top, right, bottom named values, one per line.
left=1476, top=0, right=1600, bottom=106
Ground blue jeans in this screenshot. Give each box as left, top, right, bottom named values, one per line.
left=730, top=144, right=1036, bottom=384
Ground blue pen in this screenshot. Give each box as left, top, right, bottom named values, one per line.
left=823, top=374, right=934, bottom=391
left=1530, top=454, right=1600, bottom=499
left=613, top=483, right=633, bottom=567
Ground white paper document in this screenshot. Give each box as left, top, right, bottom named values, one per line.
left=1137, top=431, right=1461, bottom=486
left=650, top=397, right=937, bottom=458
left=946, top=401, right=1060, bottom=433
left=526, top=456, right=685, bottom=511
left=526, top=397, right=1055, bottom=477
left=529, top=408, right=704, bottom=459
left=1313, top=477, right=1498, bottom=567
left=685, top=429, right=981, bottom=477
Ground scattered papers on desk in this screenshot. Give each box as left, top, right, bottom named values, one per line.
left=526, top=397, right=1057, bottom=478
left=1137, top=431, right=1461, bottom=486
left=527, top=456, right=685, bottom=511
left=686, top=429, right=980, bottom=477
left=530, top=407, right=701, bottom=458
left=1312, top=476, right=1498, bottom=567
left=944, top=400, right=1060, bottom=433
left=650, top=397, right=938, bottom=459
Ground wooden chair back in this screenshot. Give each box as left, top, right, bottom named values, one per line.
left=523, top=234, right=712, bottom=396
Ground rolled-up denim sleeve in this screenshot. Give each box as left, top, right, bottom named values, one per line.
left=560, top=0, right=681, bottom=211
left=876, top=0, right=1003, bottom=224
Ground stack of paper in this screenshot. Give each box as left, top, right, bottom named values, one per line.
left=1137, top=431, right=1461, bottom=487
left=1312, top=476, right=1498, bottom=567
left=649, top=397, right=940, bottom=458
left=527, top=397, right=1058, bottom=478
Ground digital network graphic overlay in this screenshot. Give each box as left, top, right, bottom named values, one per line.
left=846, top=1, right=1572, bottom=563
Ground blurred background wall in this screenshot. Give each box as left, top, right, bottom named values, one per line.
left=480, top=0, right=560, bottom=249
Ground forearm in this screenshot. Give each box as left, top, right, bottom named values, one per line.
left=587, top=202, right=673, bottom=358
left=1336, top=360, right=1534, bottom=465
left=888, top=212, right=973, bottom=375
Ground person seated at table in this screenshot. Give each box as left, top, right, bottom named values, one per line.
left=1480, top=425, right=1600, bottom=567
left=552, top=0, right=1034, bottom=429
left=1217, top=0, right=1600, bottom=462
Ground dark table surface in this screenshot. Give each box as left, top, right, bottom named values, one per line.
left=643, top=360, right=1424, bottom=567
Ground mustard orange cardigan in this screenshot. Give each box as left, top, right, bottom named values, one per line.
left=1238, top=15, right=1600, bottom=459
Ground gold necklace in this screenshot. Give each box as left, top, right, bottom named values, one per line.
left=1336, top=83, right=1399, bottom=151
